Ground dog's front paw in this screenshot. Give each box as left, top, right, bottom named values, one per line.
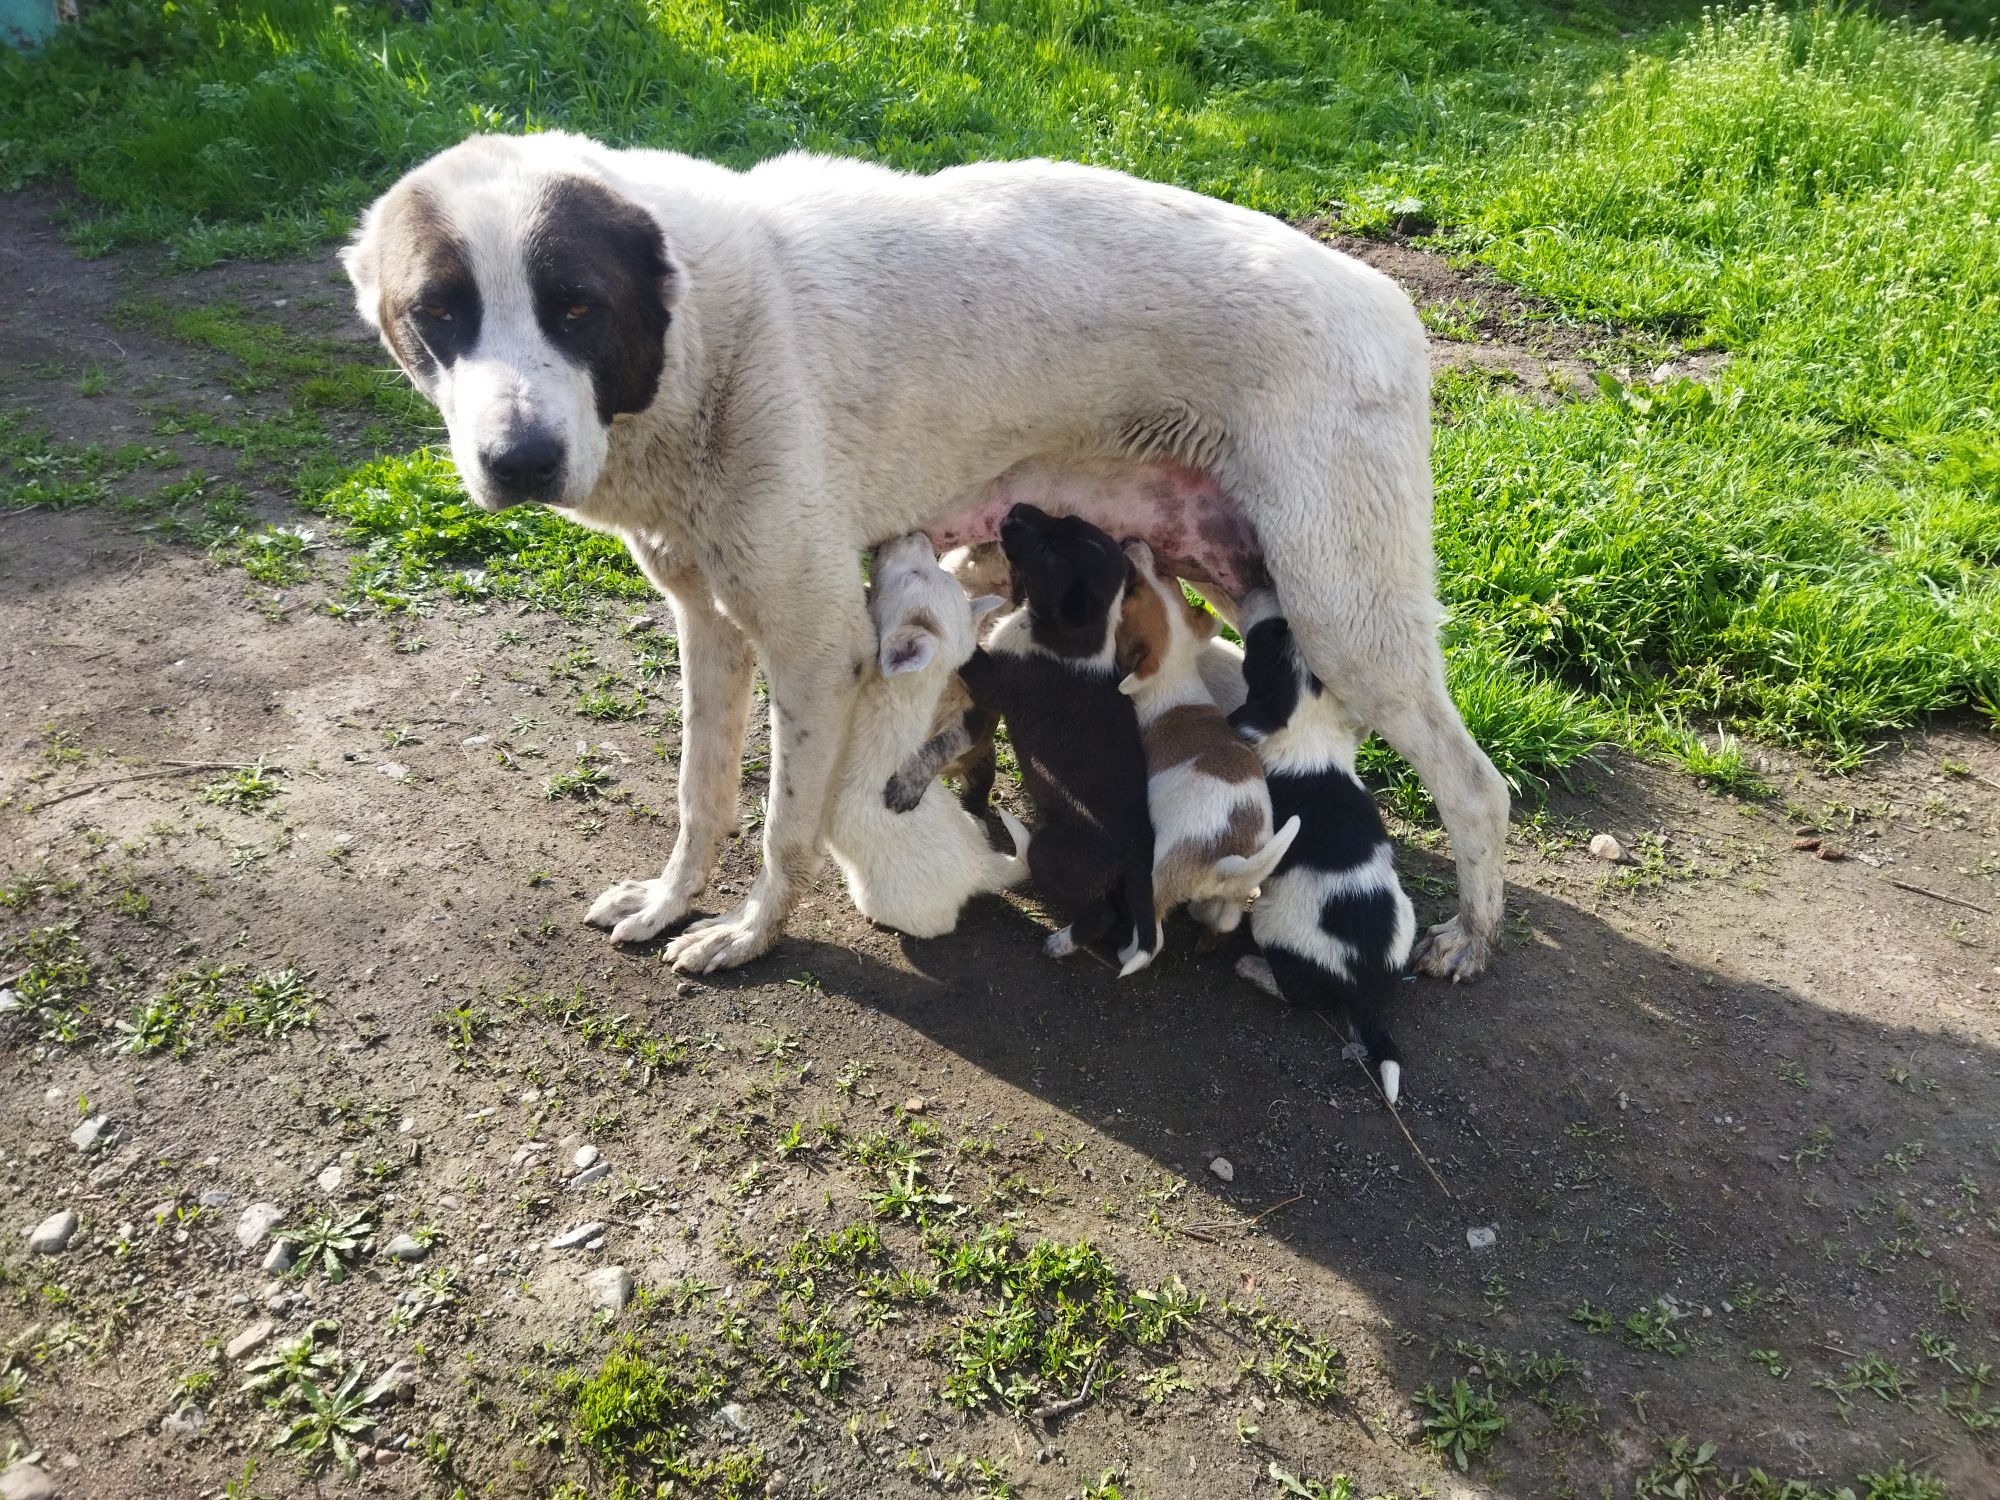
left=1411, top=914, right=1494, bottom=984
left=586, top=877, right=693, bottom=946
left=1042, top=926, right=1077, bottom=959
left=665, top=902, right=781, bottom=974
left=883, top=770, right=927, bottom=814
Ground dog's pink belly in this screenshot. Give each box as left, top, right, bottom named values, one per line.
left=924, top=461, right=1265, bottom=596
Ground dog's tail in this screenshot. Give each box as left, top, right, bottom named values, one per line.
left=985, top=807, right=1032, bottom=891
left=1115, top=855, right=1161, bottom=978
left=1211, top=814, right=1301, bottom=899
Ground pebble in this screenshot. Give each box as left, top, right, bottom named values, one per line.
left=1208, top=1157, right=1234, bottom=1183
left=1466, top=1226, right=1498, bottom=1252
left=87, top=1148, right=137, bottom=1189
left=586, top=1265, right=633, bottom=1313
left=549, top=1222, right=603, bottom=1251
left=460, top=734, right=489, bottom=747
left=198, top=1189, right=231, bottom=1209
left=0, top=1461, right=57, bottom=1500
left=317, top=1165, right=343, bottom=1193
left=570, top=1162, right=610, bottom=1190
left=377, top=1360, right=418, bottom=1403
left=902, top=1096, right=927, bottom=1115
left=161, top=1406, right=205, bottom=1441
left=262, top=1240, right=296, bottom=1274
left=236, top=1202, right=285, bottom=1249
left=385, top=1234, right=428, bottom=1263
left=1588, top=833, right=1628, bottom=864
left=713, top=1402, right=750, bottom=1435
left=28, top=1211, right=78, bottom=1255
left=69, top=1116, right=107, bottom=1152
left=0, top=989, right=18, bottom=1015
left=573, top=1144, right=600, bottom=1169
left=378, top=762, right=409, bottom=779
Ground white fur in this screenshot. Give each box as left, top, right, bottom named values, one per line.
left=1249, top=844, right=1414, bottom=984
left=1119, top=545, right=1296, bottom=934
left=349, top=135, right=1509, bottom=975
left=823, top=535, right=1024, bottom=937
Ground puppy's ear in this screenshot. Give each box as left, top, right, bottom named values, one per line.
left=1122, top=538, right=1153, bottom=570
left=879, top=626, right=938, bottom=677
left=1117, top=672, right=1141, bottom=696
left=968, top=594, right=1006, bottom=621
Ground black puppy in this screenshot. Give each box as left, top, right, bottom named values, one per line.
left=1227, top=588, right=1411, bottom=1102
left=888, top=504, right=1159, bottom=975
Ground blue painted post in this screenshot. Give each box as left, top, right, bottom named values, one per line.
left=1, top=0, right=66, bottom=52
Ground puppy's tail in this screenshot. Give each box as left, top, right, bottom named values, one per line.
left=1240, top=950, right=1405, bottom=1106
left=1211, top=814, right=1301, bottom=899
left=985, top=807, right=1032, bottom=891
left=1115, top=856, right=1161, bottom=978
left=1348, top=979, right=1406, bottom=1107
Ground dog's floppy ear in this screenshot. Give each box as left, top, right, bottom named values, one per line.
left=879, top=625, right=938, bottom=677
left=340, top=202, right=385, bottom=333
left=969, top=594, right=1006, bottom=621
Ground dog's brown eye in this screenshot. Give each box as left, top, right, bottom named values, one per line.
left=565, top=302, right=591, bottom=321
left=421, top=304, right=450, bottom=322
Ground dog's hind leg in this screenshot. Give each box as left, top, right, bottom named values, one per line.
left=588, top=557, right=756, bottom=944
left=1243, top=388, right=1508, bottom=982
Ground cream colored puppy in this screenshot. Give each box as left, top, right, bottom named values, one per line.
left=826, top=535, right=1027, bottom=938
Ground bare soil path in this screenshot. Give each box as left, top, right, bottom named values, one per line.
left=2, top=193, right=1995, bottom=1500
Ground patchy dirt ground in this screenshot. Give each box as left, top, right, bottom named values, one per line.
left=2, top=192, right=1996, bottom=1500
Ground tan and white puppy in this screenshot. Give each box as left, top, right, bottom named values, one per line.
left=825, top=535, right=1026, bottom=937
left=1116, top=541, right=1298, bottom=937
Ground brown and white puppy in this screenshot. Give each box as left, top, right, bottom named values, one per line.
left=1116, top=541, right=1297, bottom=937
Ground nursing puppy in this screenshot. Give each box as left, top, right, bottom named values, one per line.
left=1116, top=541, right=1298, bottom=937
left=825, top=535, right=1029, bottom=937
left=947, top=540, right=1249, bottom=714
left=895, top=505, right=1159, bottom=975
left=1228, top=589, right=1412, bottom=1103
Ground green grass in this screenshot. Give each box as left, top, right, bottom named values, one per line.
left=2, top=0, right=1996, bottom=794
left=1417, top=5, right=2000, bottom=763
left=0, top=0, right=1666, bottom=264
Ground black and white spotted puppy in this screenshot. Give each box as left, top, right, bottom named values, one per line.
left=1228, top=589, right=1412, bottom=1103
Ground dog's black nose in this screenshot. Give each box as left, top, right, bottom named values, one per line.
left=481, top=429, right=564, bottom=502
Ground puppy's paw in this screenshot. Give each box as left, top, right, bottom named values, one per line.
left=586, top=877, right=692, bottom=945
left=1235, top=953, right=1282, bottom=999
left=1042, top=926, right=1077, bottom=959
left=1115, top=943, right=1155, bottom=979
left=1411, top=914, right=1494, bottom=984
left=666, top=903, right=780, bottom=974
left=883, top=771, right=927, bottom=814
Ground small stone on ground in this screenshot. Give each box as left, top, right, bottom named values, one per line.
left=226, top=1320, right=274, bottom=1360
left=0, top=1461, right=57, bottom=1500
left=1588, top=833, right=1628, bottom=863
left=235, top=1202, right=284, bottom=1249
left=587, top=1265, right=633, bottom=1312
left=385, top=1233, right=428, bottom=1262
left=29, top=1211, right=78, bottom=1255
left=1208, top=1157, right=1234, bottom=1183
left=549, top=1222, right=603, bottom=1251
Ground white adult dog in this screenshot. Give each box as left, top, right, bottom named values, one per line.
left=341, top=132, right=1509, bottom=979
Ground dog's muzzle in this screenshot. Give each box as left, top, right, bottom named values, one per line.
left=478, top=427, right=565, bottom=508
